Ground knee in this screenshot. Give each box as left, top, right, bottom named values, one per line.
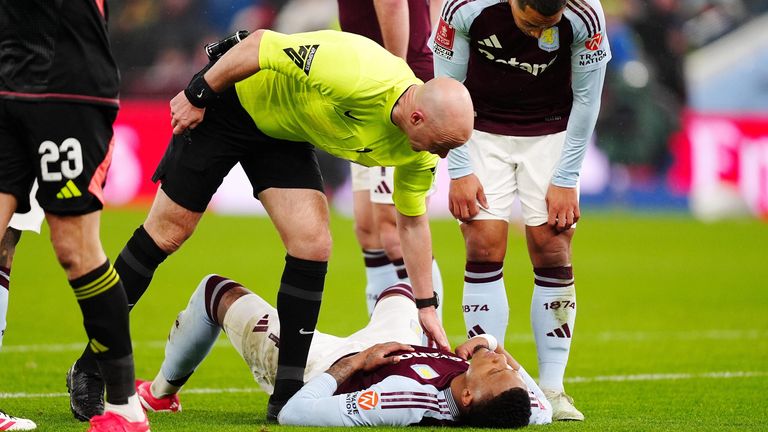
left=287, top=229, right=332, bottom=262
left=144, top=220, right=194, bottom=254
left=529, top=238, right=572, bottom=267
left=464, top=235, right=506, bottom=262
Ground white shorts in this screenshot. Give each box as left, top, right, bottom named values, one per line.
left=350, top=163, right=436, bottom=205
left=467, top=130, right=576, bottom=226
left=350, top=164, right=395, bottom=205
left=222, top=292, right=423, bottom=394
left=8, top=182, right=44, bottom=233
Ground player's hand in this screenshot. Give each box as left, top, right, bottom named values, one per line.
left=170, top=91, right=206, bottom=135
left=455, top=336, right=493, bottom=360
left=448, top=174, right=487, bottom=222
left=358, top=342, right=414, bottom=372
left=418, top=307, right=450, bottom=351
left=545, top=184, right=579, bottom=232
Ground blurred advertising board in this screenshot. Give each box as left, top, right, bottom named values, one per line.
left=105, top=101, right=615, bottom=217
left=669, top=111, right=768, bottom=220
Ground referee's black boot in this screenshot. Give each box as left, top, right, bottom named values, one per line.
left=266, top=395, right=286, bottom=423
left=66, top=360, right=105, bottom=421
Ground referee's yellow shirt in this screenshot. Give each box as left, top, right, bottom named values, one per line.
left=235, top=30, right=438, bottom=216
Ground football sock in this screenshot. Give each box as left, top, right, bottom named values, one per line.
left=462, top=261, right=509, bottom=345
left=362, top=249, right=399, bottom=315
left=431, top=258, right=444, bottom=321
left=115, top=225, right=169, bottom=309
left=390, top=257, right=443, bottom=321
left=392, top=257, right=408, bottom=279
left=104, top=393, right=145, bottom=423
left=159, top=275, right=225, bottom=389
left=78, top=226, right=168, bottom=370
left=272, top=255, right=327, bottom=402
left=71, top=260, right=135, bottom=404
left=0, top=266, right=9, bottom=350
left=531, top=266, right=576, bottom=392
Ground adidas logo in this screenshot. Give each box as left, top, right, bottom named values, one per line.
left=89, top=338, right=109, bottom=353
left=546, top=323, right=572, bottom=338
left=56, top=180, right=82, bottom=199
left=374, top=181, right=391, bottom=194
left=478, top=34, right=502, bottom=49
left=252, top=314, right=269, bottom=333
left=466, top=324, right=486, bottom=339
left=283, top=44, right=319, bottom=76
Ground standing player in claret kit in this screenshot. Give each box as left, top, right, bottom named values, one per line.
left=338, top=0, right=446, bottom=318
left=430, top=0, right=611, bottom=420
left=0, top=1, right=149, bottom=431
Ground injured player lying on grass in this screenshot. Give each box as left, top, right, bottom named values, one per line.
left=135, top=275, right=553, bottom=428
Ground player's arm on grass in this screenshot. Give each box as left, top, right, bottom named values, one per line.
left=279, top=342, right=414, bottom=426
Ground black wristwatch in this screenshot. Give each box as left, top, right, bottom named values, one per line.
left=415, top=292, right=440, bottom=309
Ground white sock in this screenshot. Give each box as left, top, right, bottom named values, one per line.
left=431, top=258, right=444, bottom=322
left=531, top=267, right=577, bottom=392
left=151, top=370, right=180, bottom=398
left=160, top=276, right=222, bottom=384
left=362, top=249, right=399, bottom=315
left=104, top=394, right=146, bottom=423
left=462, top=262, right=509, bottom=346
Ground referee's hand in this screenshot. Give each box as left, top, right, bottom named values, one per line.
left=170, top=91, right=205, bottom=135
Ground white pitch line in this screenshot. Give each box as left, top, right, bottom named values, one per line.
left=1, top=371, right=766, bottom=399
left=7, top=329, right=764, bottom=353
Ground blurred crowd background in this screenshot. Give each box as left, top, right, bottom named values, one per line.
left=105, top=0, right=768, bottom=220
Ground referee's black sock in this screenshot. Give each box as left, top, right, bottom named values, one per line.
left=271, top=254, right=327, bottom=404
left=77, top=226, right=168, bottom=371
left=71, top=260, right=135, bottom=404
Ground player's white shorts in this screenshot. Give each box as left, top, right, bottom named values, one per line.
left=350, top=163, right=436, bottom=205
left=8, top=182, right=44, bottom=233
left=466, top=130, right=577, bottom=226
left=222, top=290, right=423, bottom=394
left=350, top=164, right=395, bottom=205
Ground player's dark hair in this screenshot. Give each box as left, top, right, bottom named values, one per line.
left=516, top=0, right=567, bottom=17
left=463, top=387, right=531, bottom=429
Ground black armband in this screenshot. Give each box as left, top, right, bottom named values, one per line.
left=184, top=74, right=217, bottom=108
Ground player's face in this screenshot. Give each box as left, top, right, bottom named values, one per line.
left=465, top=348, right=527, bottom=402
left=509, top=0, right=564, bottom=39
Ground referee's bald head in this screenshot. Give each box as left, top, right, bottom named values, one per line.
left=396, top=77, right=474, bottom=158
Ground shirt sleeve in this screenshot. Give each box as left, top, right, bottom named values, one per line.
left=429, top=8, right=475, bottom=178
left=279, top=374, right=429, bottom=426
left=259, top=30, right=405, bottom=101
left=429, top=16, right=471, bottom=82
left=569, top=0, right=612, bottom=72
left=518, top=366, right=553, bottom=425
left=392, top=153, right=438, bottom=216
left=551, top=66, right=606, bottom=187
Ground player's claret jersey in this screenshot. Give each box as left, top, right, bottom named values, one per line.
left=430, top=0, right=611, bottom=136
left=235, top=30, right=439, bottom=216
left=279, top=345, right=553, bottom=426
left=0, top=0, right=120, bottom=107
left=337, top=0, right=435, bottom=81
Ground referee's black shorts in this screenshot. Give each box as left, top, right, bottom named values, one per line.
left=154, top=88, right=324, bottom=213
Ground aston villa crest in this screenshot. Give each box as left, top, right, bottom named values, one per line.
left=538, top=27, right=559, bottom=52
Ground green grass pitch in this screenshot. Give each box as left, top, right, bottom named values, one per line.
left=1, top=208, right=766, bottom=431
